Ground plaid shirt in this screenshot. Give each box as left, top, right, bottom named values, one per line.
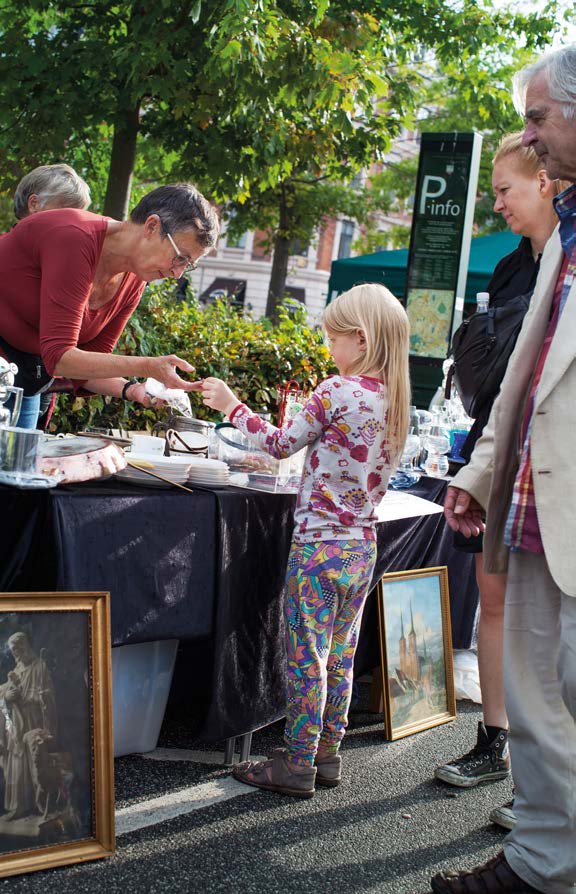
left=505, top=185, right=576, bottom=552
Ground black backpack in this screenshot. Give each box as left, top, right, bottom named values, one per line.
left=446, top=292, right=532, bottom=418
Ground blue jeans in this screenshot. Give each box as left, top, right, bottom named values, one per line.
left=6, top=392, right=41, bottom=429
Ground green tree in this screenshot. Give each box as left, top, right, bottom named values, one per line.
left=0, top=0, right=562, bottom=299
left=173, top=1, right=560, bottom=316
left=354, top=4, right=576, bottom=253
left=0, top=1, right=214, bottom=217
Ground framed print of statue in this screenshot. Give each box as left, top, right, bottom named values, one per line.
left=376, top=567, right=456, bottom=740
left=0, top=592, right=114, bottom=878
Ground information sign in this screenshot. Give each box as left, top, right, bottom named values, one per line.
left=406, top=132, right=482, bottom=359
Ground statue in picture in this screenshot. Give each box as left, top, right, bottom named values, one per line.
left=0, top=632, right=65, bottom=828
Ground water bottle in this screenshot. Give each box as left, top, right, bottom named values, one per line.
left=476, top=291, right=489, bottom=313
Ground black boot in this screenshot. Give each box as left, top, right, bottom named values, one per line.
left=434, top=722, right=511, bottom=788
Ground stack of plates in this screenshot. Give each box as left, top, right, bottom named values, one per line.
left=186, top=458, right=230, bottom=487
left=116, top=453, right=193, bottom=488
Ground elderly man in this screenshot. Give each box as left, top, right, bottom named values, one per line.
left=431, top=45, right=576, bottom=894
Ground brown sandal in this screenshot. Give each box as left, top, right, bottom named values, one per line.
left=431, top=850, right=540, bottom=893
left=232, top=751, right=316, bottom=798
left=314, top=751, right=342, bottom=787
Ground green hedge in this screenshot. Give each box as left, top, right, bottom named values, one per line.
left=50, top=284, right=336, bottom=433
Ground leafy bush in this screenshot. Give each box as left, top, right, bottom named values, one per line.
left=50, top=284, right=335, bottom=433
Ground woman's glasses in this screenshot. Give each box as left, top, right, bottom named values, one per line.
left=166, top=232, right=199, bottom=273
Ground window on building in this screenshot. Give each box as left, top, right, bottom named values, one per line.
left=289, top=238, right=309, bottom=257
left=338, top=220, right=355, bottom=259
left=226, top=231, right=247, bottom=250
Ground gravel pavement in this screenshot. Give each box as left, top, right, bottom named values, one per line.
left=0, top=694, right=513, bottom=894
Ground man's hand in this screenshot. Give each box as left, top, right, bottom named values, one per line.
left=199, top=377, right=240, bottom=417
left=444, top=486, right=485, bottom=537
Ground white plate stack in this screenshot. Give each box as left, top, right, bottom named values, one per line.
left=116, top=453, right=193, bottom=488
left=186, top=458, right=230, bottom=487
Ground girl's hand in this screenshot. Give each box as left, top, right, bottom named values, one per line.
left=200, top=377, right=240, bottom=416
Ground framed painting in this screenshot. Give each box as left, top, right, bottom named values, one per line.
left=0, top=592, right=114, bottom=878
left=376, top=567, right=456, bottom=740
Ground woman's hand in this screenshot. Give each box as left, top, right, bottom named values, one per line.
left=146, top=355, right=197, bottom=391
left=199, top=377, right=241, bottom=417
left=124, top=382, right=167, bottom=409
left=84, top=378, right=168, bottom=408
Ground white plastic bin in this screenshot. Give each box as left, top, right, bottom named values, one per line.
left=112, top=639, right=179, bottom=757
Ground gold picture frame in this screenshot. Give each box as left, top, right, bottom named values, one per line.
left=376, top=567, right=456, bottom=740
left=0, top=592, right=114, bottom=878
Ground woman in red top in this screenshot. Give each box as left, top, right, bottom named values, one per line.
left=0, top=183, right=219, bottom=428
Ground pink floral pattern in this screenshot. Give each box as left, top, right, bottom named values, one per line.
left=230, top=375, right=392, bottom=543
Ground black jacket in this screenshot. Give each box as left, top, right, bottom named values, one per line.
left=460, top=236, right=541, bottom=462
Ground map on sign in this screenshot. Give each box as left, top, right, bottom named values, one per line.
left=406, top=288, right=452, bottom=358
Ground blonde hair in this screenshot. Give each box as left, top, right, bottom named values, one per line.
left=493, top=132, right=571, bottom=194
left=323, top=283, right=411, bottom=465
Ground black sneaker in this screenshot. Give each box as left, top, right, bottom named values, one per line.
left=434, top=722, right=511, bottom=788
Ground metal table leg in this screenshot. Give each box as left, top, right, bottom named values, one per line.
left=239, top=732, right=253, bottom=763
left=224, top=737, right=236, bottom=765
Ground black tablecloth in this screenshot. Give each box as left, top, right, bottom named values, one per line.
left=0, top=475, right=478, bottom=742
left=0, top=482, right=216, bottom=644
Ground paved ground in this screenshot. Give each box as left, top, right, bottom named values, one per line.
left=0, top=692, right=513, bottom=894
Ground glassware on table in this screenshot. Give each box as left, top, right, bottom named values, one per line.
left=389, top=431, right=421, bottom=489
left=423, top=424, right=451, bottom=478
left=0, top=358, right=23, bottom=428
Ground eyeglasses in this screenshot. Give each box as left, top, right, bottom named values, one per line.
left=165, top=232, right=199, bottom=273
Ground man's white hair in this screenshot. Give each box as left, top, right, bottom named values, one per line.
left=513, top=44, right=576, bottom=120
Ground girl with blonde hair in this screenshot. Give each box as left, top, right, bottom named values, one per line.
left=199, top=283, right=410, bottom=797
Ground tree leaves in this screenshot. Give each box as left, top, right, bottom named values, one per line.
left=0, top=0, right=565, bottom=300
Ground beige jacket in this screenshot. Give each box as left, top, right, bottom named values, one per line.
left=452, top=227, right=576, bottom=596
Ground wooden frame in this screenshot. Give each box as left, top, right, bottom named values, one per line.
left=376, top=567, right=456, bottom=740
left=0, top=592, right=114, bottom=878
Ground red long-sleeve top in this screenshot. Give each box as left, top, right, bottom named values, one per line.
left=0, top=208, right=145, bottom=376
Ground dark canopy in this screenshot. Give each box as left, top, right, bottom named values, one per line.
left=328, top=230, right=520, bottom=308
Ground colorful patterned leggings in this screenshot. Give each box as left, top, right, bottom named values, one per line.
left=283, top=539, right=377, bottom=766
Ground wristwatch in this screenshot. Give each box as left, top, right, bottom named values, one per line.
left=121, top=378, right=139, bottom=401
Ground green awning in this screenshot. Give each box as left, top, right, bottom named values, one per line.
left=328, top=230, right=520, bottom=307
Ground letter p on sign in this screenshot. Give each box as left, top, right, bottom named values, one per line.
left=419, top=175, right=446, bottom=213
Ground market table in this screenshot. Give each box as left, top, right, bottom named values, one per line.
left=0, top=475, right=477, bottom=743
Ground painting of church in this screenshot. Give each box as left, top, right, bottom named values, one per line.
left=378, top=568, right=456, bottom=738
left=398, top=602, right=434, bottom=689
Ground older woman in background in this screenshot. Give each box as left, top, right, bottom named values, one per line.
left=0, top=183, right=219, bottom=428
left=12, top=163, right=93, bottom=428
left=13, top=163, right=91, bottom=220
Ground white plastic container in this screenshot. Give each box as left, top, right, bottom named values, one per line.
left=112, top=639, right=179, bottom=757
left=475, top=291, right=489, bottom=313
left=129, top=433, right=165, bottom=455
left=214, top=422, right=306, bottom=493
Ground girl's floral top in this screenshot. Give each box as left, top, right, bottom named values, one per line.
left=229, top=375, right=394, bottom=543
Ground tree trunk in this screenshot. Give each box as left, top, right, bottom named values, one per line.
left=266, top=186, right=292, bottom=320
left=103, top=105, right=140, bottom=220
